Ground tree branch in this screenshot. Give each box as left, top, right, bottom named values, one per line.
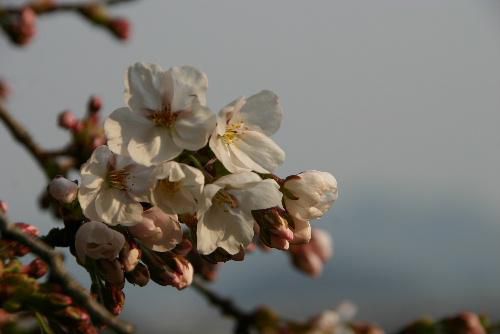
left=0, top=103, right=49, bottom=172
left=2, top=0, right=138, bottom=15
left=0, top=213, right=134, bottom=334
left=191, top=278, right=254, bottom=333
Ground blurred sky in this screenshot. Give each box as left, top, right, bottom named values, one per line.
left=2, top=0, right=500, bottom=333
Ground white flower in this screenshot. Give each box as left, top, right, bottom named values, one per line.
left=150, top=161, right=204, bottom=214
left=105, top=62, right=216, bottom=166
left=196, top=172, right=283, bottom=255
left=78, top=145, right=155, bottom=226
left=283, top=170, right=338, bottom=221
left=209, top=90, right=285, bottom=173
left=75, top=221, right=125, bottom=264
left=129, top=207, right=183, bottom=252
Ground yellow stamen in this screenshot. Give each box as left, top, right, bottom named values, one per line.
left=213, top=190, right=238, bottom=210
left=107, top=169, right=129, bottom=190
left=222, top=122, right=245, bottom=144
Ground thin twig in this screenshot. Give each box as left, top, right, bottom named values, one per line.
left=0, top=213, right=134, bottom=334
left=191, top=278, right=253, bottom=329
left=0, top=103, right=48, bottom=171
left=1, top=0, right=137, bottom=15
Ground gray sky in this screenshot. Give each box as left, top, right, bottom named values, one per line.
left=2, top=1, right=500, bottom=333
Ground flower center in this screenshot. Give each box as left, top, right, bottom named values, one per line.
left=150, top=104, right=177, bottom=127
left=222, top=122, right=245, bottom=144
left=106, top=169, right=129, bottom=190
left=158, top=179, right=182, bottom=193
left=213, top=189, right=238, bottom=210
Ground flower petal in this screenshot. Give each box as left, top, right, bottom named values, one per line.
left=231, top=130, right=285, bottom=173
left=172, top=101, right=216, bottom=151
left=125, top=62, right=166, bottom=111
left=197, top=207, right=254, bottom=255
left=105, top=107, right=153, bottom=157
left=231, top=179, right=282, bottom=212
left=239, top=90, right=282, bottom=136
left=168, top=65, right=208, bottom=110
left=94, top=188, right=143, bottom=226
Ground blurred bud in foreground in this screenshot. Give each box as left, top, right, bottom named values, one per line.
left=0, top=200, right=8, bottom=214
left=289, top=228, right=333, bottom=277
left=22, top=258, right=48, bottom=278
left=48, top=176, right=78, bottom=204
left=58, top=110, right=79, bottom=130
left=441, top=312, right=486, bottom=334
left=108, top=18, right=131, bottom=41
left=87, top=95, right=102, bottom=114
left=1, top=7, right=37, bottom=46
left=0, top=80, right=11, bottom=100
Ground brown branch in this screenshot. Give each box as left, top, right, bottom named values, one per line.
left=0, top=103, right=48, bottom=171
left=2, top=0, right=137, bottom=15
left=0, top=213, right=135, bottom=334
left=191, top=278, right=254, bottom=333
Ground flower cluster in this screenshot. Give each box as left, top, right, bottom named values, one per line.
left=50, top=63, right=338, bottom=297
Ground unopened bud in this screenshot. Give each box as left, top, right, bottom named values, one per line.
left=48, top=176, right=78, bottom=203
left=103, top=284, right=125, bottom=316
left=125, top=262, right=150, bottom=287
left=87, top=95, right=102, bottom=114
left=289, top=229, right=333, bottom=277
left=253, top=207, right=294, bottom=250
left=145, top=251, right=193, bottom=290
left=3, top=7, right=37, bottom=46
left=22, top=258, right=48, bottom=278
left=172, top=237, right=193, bottom=256
left=58, top=110, right=79, bottom=130
left=0, top=200, right=8, bottom=214
left=119, top=241, right=141, bottom=272
left=97, top=259, right=124, bottom=286
left=108, top=18, right=131, bottom=41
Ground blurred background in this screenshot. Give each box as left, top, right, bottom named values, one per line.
left=1, top=0, right=500, bottom=332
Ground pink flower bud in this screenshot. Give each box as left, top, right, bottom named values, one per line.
left=13, top=7, right=37, bottom=46
left=87, top=95, right=102, bottom=114
left=129, top=207, right=182, bottom=252
left=48, top=176, right=78, bottom=203
left=58, top=110, right=79, bottom=130
left=0, top=200, right=8, bottom=214
left=75, top=221, right=125, bottom=264
left=253, top=207, right=296, bottom=251
left=109, top=18, right=131, bottom=41
left=14, top=222, right=40, bottom=236
left=289, top=229, right=333, bottom=277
